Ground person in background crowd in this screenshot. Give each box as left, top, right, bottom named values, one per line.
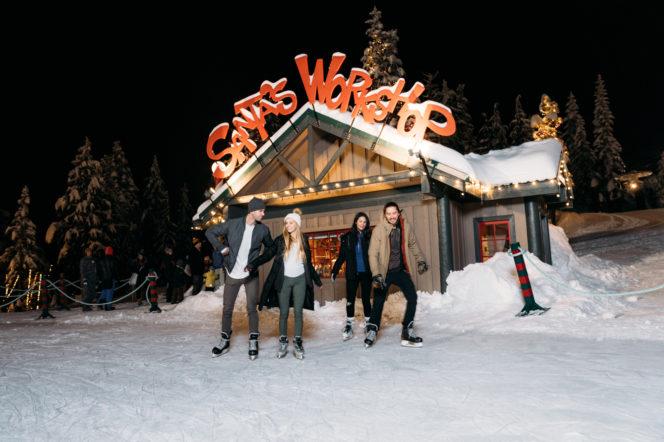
left=79, top=247, right=98, bottom=312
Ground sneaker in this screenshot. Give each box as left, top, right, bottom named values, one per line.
left=293, top=336, right=304, bottom=360
left=248, top=333, right=259, bottom=360
left=213, top=332, right=231, bottom=356
left=364, top=324, right=377, bottom=348
left=276, top=335, right=288, bottom=359
left=401, top=321, right=423, bottom=348
left=342, top=319, right=354, bottom=341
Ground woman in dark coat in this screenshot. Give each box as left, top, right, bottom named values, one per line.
left=331, top=212, right=372, bottom=340
left=249, top=209, right=322, bottom=359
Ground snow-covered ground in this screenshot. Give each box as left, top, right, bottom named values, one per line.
left=2, top=210, right=664, bottom=440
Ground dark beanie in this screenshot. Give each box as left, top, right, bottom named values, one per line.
left=248, top=197, right=266, bottom=212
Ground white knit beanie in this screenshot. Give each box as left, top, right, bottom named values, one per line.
left=284, top=212, right=301, bottom=227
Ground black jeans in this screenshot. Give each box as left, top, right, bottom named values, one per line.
left=368, top=270, right=417, bottom=330
left=345, top=272, right=372, bottom=318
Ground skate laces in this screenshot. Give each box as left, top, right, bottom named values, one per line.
left=366, top=329, right=376, bottom=341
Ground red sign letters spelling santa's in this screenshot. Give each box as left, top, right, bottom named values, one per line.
left=207, top=53, right=456, bottom=182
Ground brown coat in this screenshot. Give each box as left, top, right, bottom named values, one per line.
left=368, top=214, right=425, bottom=277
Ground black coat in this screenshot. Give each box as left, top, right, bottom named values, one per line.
left=97, top=256, right=118, bottom=289
left=331, top=229, right=371, bottom=280
left=250, top=234, right=322, bottom=311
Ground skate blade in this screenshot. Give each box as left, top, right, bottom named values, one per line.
left=276, top=352, right=287, bottom=359
left=249, top=355, right=257, bottom=361
left=400, top=340, right=423, bottom=348
left=212, top=348, right=230, bottom=357
left=364, top=343, right=373, bottom=349
left=342, top=334, right=353, bottom=341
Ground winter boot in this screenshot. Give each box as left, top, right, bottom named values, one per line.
left=401, top=321, right=423, bottom=348
left=342, top=318, right=354, bottom=341
left=293, top=336, right=304, bottom=360
left=248, top=333, right=259, bottom=360
left=276, top=335, right=288, bottom=359
left=212, top=331, right=231, bottom=356
left=364, top=324, right=377, bottom=348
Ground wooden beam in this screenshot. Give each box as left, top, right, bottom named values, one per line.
left=314, top=138, right=350, bottom=184
left=275, top=154, right=313, bottom=186
left=308, top=128, right=316, bottom=183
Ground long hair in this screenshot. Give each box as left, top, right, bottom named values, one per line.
left=351, top=211, right=370, bottom=234
left=282, top=208, right=305, bottom=261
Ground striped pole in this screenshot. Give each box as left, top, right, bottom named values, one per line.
left=147, top=271, right=161, bottom=313
left=510, top=242, right=549, bottom=316
left=37, top=276, right=55, bottom=319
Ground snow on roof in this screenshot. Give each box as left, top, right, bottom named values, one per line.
left=464, top=138, right=563, bottom=186
left=314, top=105, right=562, bottom=185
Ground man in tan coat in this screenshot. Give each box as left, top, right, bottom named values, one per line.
left=365, top=202, right=429, bottom=348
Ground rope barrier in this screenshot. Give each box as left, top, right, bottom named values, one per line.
left=0, top=281, right=41, bottom=309
left=45, top=278, right=150, bottom=307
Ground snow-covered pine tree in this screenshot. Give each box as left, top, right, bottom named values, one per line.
left=101, top=141, right=140, bottom=264
left=174, top=183, right=193, bottom=258
left=421, top=74, right=450, bottom=146
left=592, top=74, right=626, bottom=209
left=362, top=7, right=406, bottom=89
left=453, top=84, right=477, bottom=154
left=142, top=156, right=175, bottom=258
left=476, top=103, right=508, bottom=154
left=46, top=138, right=114, bottom=274
left=561, top=92, right=596, bottom=211
left=1, top=186, right=44, bottom=286
left=509, top=95, right=532, bottom=146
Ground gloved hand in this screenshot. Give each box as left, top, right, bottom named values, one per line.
left=221, top=246, right=230, bottom=256
left=417, top=261, right=429, bottom=275
left=372, top=274, right=385, bottom=291
left=83, top=280, right=88, bottom=287
left=244, top=264, right=255, bottom=273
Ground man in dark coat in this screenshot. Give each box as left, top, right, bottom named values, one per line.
left=205, top=197, right=274, bottom=359
left=189, top=238, right=205, bottom=295
left=97, top=246, right=118, bottom=311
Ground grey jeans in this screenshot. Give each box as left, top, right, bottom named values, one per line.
left=221, top=275, right=259, bottom=336
left=278, top=274, right=306, bottom=337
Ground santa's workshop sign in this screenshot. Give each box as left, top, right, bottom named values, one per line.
left=207, top=53, right=456, bottom=182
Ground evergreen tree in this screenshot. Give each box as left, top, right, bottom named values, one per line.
left=561, top=92, right=596, bottom=211
left=361, top=7, right=405, bottom=88
left=509, top=95, right=532, bottom=146
left=592, top=74, right=626, bottom=209
left=476, top=103, right=508, bottom=154
left=174, top=183, right=193, bottom=258
left=46, top=138, right=114, bottom=274
left=1, top=186, right=44, bottom=285
left=101, top=141, right=140, bottom=265
left=142, top=156, right=175, bottom=258
left=453, top=84, right=477, bottom=154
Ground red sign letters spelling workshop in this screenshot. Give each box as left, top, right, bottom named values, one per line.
left=207, top=53, right=456, bottom=182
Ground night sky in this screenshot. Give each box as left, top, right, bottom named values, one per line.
left=4, top=1, right=662, bottom=240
